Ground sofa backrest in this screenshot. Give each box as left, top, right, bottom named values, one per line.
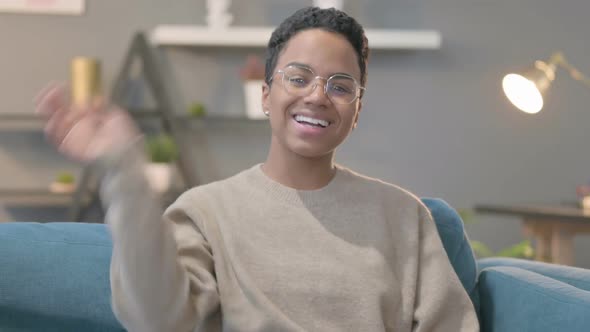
left=422, top=198, right=480, bottom=313
left=0, top=198, right=478, bottom=330
left=0, top=222, right=124, bottom=332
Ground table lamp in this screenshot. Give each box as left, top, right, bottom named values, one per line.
left=501, top=52, right=590, bottom=114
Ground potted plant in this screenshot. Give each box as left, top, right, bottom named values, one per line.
left=239, top=55, right=266, bottom=119
left=459, top=209, right=534, bottom=259
left=206, top=0, right=233, bottom=29
left=50, top=171, right=76, bottom=193
left=144, top=134, right=178, bottom=192
left=188, top=102, right=207, bottom=118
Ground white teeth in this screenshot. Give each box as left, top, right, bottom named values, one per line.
left=294, top=115, right=329, bottom=127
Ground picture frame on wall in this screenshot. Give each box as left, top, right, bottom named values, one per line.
left=0, top=0, right=85, bottom=15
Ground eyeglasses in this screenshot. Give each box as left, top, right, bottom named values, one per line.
left=271, top=65, right=365, bottom=104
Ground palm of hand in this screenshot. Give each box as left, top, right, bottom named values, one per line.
left=58, top=109, right=140, bottom=162
left=36, top=83, right=141, bottom=163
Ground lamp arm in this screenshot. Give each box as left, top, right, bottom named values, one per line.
left=552, top=52, right=590, bottom=89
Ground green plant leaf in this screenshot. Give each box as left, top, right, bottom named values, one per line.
left=55, top=171, right=75, bottom=184
left=470, top=240, right=494, bottom=258
left=496, top=240, right=534, bottom=259
left=145, top=134, right=178, bottom=163
left=457, top=208, right=477, bottom=225
left=463, top=208, right=534, bottom=260
left=188, top=102, right=206, bottom=117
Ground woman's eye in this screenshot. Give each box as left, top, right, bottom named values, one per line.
left=331, top=84, right=352, bottom=94
left=289, top=77, right=308, bottom=86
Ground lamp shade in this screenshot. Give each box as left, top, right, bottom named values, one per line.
left=502, top=60, right=556, bottom=114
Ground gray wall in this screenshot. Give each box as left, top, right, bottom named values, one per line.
left=1, top=0, right=590, bottom=267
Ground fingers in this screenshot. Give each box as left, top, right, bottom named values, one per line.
left=40, top=87, right=107, bottom=146
left=58, top=112, right=103, bottom=162
left=35, top=83, right=138, bottom=162
left=59, top=108, right=142, bottom=162
left=33, top=81, right=60, bottom=105
left=91, top=96, right=106, bottom=112
left=47, top=107, right=87, bottom=146
left=43, top=105, right=68, bottom=144
left=35, top=82, right=67, bottom=117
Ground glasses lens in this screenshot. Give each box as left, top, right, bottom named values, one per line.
left=282, top=66, right=315, bottom=97
left=327, top=75, right=358, bottom=104
left=280, top=65, right=360, bottom=104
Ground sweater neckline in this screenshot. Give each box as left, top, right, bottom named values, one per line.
left=248, top=163, right=344, bottom=204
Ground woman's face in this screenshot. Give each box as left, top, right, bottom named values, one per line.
left=262, top=29, right=363, bottom=160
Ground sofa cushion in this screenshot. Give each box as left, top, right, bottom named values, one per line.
left=479, top=266, right=590, bottom=332
left=479, top=257, right=590, bottom=291
left=0, top=222, right=124, bottom=332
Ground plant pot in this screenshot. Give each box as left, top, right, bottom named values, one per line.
left=144, top=163, right=174, bottom=192
left=243, top=80, right=266, bottom=120
left=206, top=0, right=233, bottom=29
left=49, top=182, right=76, bottom=194
left=313, top=0, right=343, bottom=10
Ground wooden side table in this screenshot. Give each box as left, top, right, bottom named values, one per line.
left=474, top=203, right=590, bottom=265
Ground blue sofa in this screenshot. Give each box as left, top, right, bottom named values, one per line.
left=424, top=198, right=590, bottom=331
left=1, top=198, right=589, bottom=331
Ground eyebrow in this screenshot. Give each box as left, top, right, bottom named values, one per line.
left=285, top=62, right=356, bottom=79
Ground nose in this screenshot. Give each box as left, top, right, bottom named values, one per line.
left=304, top=78, right=330, bottom=105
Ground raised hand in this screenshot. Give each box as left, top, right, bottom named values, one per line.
left=35, top=82, right=141, bottom=163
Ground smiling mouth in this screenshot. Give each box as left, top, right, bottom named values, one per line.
left=293, top=114, right=331, bottom=128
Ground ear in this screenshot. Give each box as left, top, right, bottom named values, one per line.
left=352, top=99, right=362, bottom=129
left=262, top=82, right=271, bottom=115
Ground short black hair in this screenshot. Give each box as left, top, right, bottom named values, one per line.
left=265, top=6, right=369, bottom=89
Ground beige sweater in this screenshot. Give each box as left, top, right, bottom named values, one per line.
left=99, top=146, right=479, bottom=332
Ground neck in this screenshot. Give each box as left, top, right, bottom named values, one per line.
left=262, top=143, right=336, bottom=190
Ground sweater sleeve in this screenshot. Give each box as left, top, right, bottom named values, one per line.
left=98, top=140, right=219, bottom=332
left=412, top=205, right=479, bottom=332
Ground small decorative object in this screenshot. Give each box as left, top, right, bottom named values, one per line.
left=188, top=102, right=207, bottom=118
left=70, top=56, right=101, bottom=107
left=144, top=134, right=178, bottom=192
left=239, top=55, right=266, bottom=120
left=206, top=0, right=233, bottom=29
left=576, top=184, right=590, bottom=210
left=50, top=171, right=76, bottom=193
left=312, top=0, right=343, bottom=10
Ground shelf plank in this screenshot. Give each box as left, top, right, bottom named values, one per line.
left=0, top=189, right=74, bottom=207
left=0, top=112, right=269, bottom=131
left=150, top=25, right=442, bottom=50
left=0, top=113, right=44, bottom=130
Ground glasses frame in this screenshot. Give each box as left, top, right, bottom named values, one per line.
left=270, top=65, right=366, bottom=105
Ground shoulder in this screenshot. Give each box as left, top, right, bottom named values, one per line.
left=336, top=165, right=425, bottom=208
left=162, top=166, right=258, bottom=232
left=175, top=168, right=253, bottom=205
left=335, top=165, right=434, bottom=222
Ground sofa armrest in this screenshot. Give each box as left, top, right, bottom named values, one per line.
left=479, top=266, right=590, bottom=332
left=479, top=257, right=590, bottom=291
